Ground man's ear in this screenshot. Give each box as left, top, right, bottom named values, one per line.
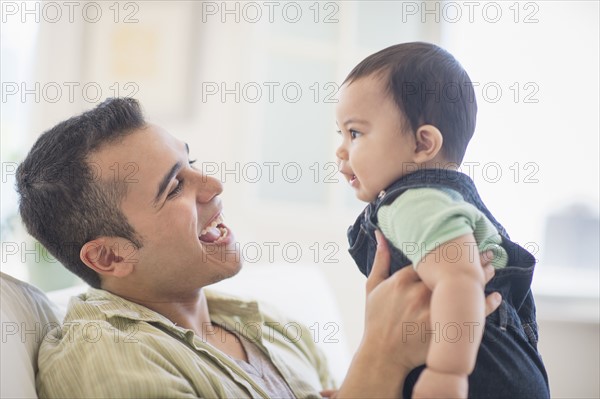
left=80, top=237, right=135, bottom=279
left=413, top=124, right=443, bottom=163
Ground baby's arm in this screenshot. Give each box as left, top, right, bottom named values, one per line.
left=412, top=233, right=485, bottom=399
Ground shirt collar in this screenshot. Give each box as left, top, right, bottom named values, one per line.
left=69, top=287, right=265, bottom=333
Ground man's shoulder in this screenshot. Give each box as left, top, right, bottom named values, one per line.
left=36, top=289, right=195, bottom=397
left=38, top=288, right=176, bottom=362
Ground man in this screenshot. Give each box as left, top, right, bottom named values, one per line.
left=17, top=98, right=500, bottom=398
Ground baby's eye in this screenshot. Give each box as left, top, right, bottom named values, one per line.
left=350, top=130, right=362, bottom=139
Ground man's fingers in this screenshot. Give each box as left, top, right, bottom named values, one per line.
left=480, top=251, right=495, bottom=284
left=366, top=230, right=391, bottom=294
left=479, top=250, right=501, bottom=315
left=480, top=250, right=494, bottom=266
left=482, top=263, right=495, bottom=284
left=320, top=389, right=338, bottom=398
left=484, top=292, right=502, bottom=316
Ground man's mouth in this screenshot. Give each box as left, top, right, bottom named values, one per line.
left=198, top=214, right=229, bottom=244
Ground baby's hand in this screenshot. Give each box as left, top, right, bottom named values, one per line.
left=413, top=367, right=468, bottom=399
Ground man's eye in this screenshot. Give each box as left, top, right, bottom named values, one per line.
left=189, top=159, right=198, bottom=170
left=167, top=179, right=184, bottom=198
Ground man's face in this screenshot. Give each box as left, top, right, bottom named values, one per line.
left=89, top=124, right=242, bottom=297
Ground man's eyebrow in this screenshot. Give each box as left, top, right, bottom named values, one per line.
left=152, top=143, right=190, bottom=206
left=154, top=161, right=183, bottom=205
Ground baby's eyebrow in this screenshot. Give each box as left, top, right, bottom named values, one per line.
left=342, top=118, right=370, bottom=127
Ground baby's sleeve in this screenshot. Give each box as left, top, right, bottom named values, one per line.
left=377, top=188, right=481, bottom=269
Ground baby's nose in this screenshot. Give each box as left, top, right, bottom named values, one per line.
left=335, top=145, right=348, bottom=161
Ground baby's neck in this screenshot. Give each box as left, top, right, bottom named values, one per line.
left=419, top=158, right=460, bottom=171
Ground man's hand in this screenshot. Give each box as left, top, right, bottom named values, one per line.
left=336, top=230, right=501, bottom=398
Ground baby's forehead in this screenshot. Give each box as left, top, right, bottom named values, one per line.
left=344, top=71, right=390, bottom=92
left=345, top=68, right=389, bottom=87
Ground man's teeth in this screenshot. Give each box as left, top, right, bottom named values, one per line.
left=200, top=214, right=224, bottom=235
left=214, top=225, right=229, bottom=243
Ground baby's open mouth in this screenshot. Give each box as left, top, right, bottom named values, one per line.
left=198, top=214, right=229, bottom=243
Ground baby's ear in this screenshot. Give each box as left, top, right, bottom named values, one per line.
left=414, top=124, right=443, bottom=163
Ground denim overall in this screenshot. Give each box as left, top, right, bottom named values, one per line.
left=347, top=169, right=550, bottom=398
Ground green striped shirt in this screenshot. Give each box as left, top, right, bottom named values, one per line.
left=36, top=288, right=334, bottom=398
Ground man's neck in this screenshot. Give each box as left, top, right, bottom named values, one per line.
left=145, top=292, right=212, bottom=336
left=102, top=283, right=249, bottom=361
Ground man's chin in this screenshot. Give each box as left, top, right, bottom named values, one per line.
left=223, top=258, right=243, bottom=279
left=202, top=254, right=243, bottom=286
left=204, top=264, right=242, bottom=287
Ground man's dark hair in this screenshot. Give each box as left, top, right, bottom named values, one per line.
left=16, top=97, right=145, bottom=288
left=343, top=42, right=477, bottom=164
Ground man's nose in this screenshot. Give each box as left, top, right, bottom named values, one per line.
left=194, top=173, right=223, bottom=203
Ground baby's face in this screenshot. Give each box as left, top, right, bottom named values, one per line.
left=335, top=74, right=418, bottom=202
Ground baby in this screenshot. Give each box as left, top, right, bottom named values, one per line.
left=335, top=42, right=549, bottom=398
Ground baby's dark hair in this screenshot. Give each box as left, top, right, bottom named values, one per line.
left=343, top=42, right=477, bottom=164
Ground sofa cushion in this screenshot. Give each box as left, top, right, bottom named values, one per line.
left=1, top=272, right=61, bottom=399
